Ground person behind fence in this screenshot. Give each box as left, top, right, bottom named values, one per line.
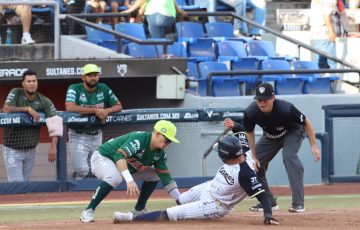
left=65, top=64, right=122, bottom=180
left=80, top=120, right=181, bottom=223
left=207, top=0, right=266, bottom=38
left=0, top=4, right=35, bottom=44
left=1, top=70, right=63, bottom=182
left=112, top=134, right=279, bottom=225
left=122, top=0, right=187, bottom=38
left=310, top=0, right=348, bottom=69
left=62, top=0, right=86, bottom=34
left=207, top=0, right=248, bottom=36
left=224, top=83, right=321, bottom=213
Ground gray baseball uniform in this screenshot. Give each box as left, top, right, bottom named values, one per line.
left=2, top=88, right=57, bottom=182
left=65, top=82, right=120, bottom=178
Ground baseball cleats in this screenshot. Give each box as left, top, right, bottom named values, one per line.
left=288, top=205, right=305, bottom=213
left=80, top=209, right=95, bottom=223
left=113, top=212, right=134, bottom=223
left=249, top=198, right=279, bottom=212
left=131, top=208, right=149, bottom=217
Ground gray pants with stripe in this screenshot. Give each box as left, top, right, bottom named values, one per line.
left=2, top=146, right=36, bottom=182
left=256, top=128, right=305, bottom=206
left=69, top=129, right=102, bottom=178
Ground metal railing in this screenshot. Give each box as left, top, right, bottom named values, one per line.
left=65, top=14, right=174, bottom=53
left=183, top=11, right=358, bottom=69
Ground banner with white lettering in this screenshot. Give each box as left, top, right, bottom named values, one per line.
left=0, top=107, right=245, bottom=127
left=0, top=59, right=186, bottom=80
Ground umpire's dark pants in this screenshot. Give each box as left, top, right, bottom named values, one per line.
left=256, top=128, right=305, bottom=206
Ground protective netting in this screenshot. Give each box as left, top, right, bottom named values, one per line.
left=332, top=117, right=360, bottom=176
left=0, top=121, right=227, bottom=182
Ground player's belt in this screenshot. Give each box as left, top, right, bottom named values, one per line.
left=75, top=130, right=100, bottom=136
left=263, top=130, right=287, bottom=139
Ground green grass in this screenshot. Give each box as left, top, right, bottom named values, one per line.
left=0, top=194, right=359, bottom=223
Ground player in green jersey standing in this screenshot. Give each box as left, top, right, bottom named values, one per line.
left=2, top=70, right=63, bottom=182
left=65, top=64, right=122, bottom=179
left=80, top=120, right=181, bottom=223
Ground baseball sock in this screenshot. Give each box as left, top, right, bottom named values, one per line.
left=86, top=181, right=113, bottom=210
left=134, top=181, right=158, bottom=211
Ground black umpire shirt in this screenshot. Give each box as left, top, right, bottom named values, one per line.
left=243, top=99, right=306, bottom=139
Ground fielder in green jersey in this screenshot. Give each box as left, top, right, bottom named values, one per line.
left=65, top=63, right=122, bottom=179
left=2, top=70, right=63, bottom=182
left=80, top=120, right=180, bottom=223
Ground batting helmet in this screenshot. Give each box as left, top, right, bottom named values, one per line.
left=232, top=132, right=250, bottom=153
left=214, top=135, right=243, bottom=162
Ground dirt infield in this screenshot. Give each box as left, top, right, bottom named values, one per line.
left=1, top=183, right=360, bottom=229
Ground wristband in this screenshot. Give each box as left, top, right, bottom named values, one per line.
left=168, top=187, right=180, bottom=200
left=28, top=107, right=32, bottom=113
left=121, top=169, right=134, bottom=183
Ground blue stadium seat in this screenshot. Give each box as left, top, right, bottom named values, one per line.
left=176, top=0, right=206, bottom=10
left=188, top=39, right=217, bottom=62
left=115, top=23, right=147, bottom=52
left=205, top=22, right=250, bottom=42
left=115, top=23, right=147, bottom=40
left=167, top=42, right=188, bottom=58
left=198, top=61, right=240, bottom=96
left=247, top=40, right=276, bottom=59
left=127, top=43, right=159, bottom=58
left=247, top=40, right=295, bottom=61
left=176, top=21, right=206, bottom=42
left=260, top=60, right=303, bottom=95
left=231, top=58, right=261, bottom=95
left=85, top=23, right=117, bottom=50
left=105, top=5, right=129, bottom=11
left=293, top=60, right=339, bottom=94
left=217, top=40, right=247, bottom=62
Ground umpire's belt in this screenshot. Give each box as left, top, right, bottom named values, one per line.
left=75, top=130, right=100, bottom=136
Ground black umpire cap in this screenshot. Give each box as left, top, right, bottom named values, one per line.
left=254, top=83, right=274, bottom=100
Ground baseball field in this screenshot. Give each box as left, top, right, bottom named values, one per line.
left=0, top=183, right=359, bottom=229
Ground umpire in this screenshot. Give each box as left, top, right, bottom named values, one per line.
left=224, top=83, right=321, bottom=213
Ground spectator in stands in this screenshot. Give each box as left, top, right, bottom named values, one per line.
left=2, top=70, right=63, bottom=182
left=208, top=0, right=248, bottom=36
left=349, top=0, right=360, bottom=32
left=83, top=0, right=128, bottom=25
left=246, top=0, right=267, bottom=38
left=123, top=0, right=143, bottom=23
left=83, top=0, right=106, bottom=23
left=65, top=64, right=122, bottom=180
left=63, top=0, right=86, bottom=34
left=0, top=5, right=35, bottom=44
left=207, top=0, right=266, bottom=38
left=310, top=0, right=348, bottom=69
left=122, top=0, right=187, bottom=38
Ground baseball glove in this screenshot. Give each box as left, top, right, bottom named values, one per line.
left=264, top=217, right=280, bottom=225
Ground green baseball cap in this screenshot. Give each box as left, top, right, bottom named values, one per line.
left=83, top=64, right=100, bottom=75
left=154, top=120, right=180, bottom=143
